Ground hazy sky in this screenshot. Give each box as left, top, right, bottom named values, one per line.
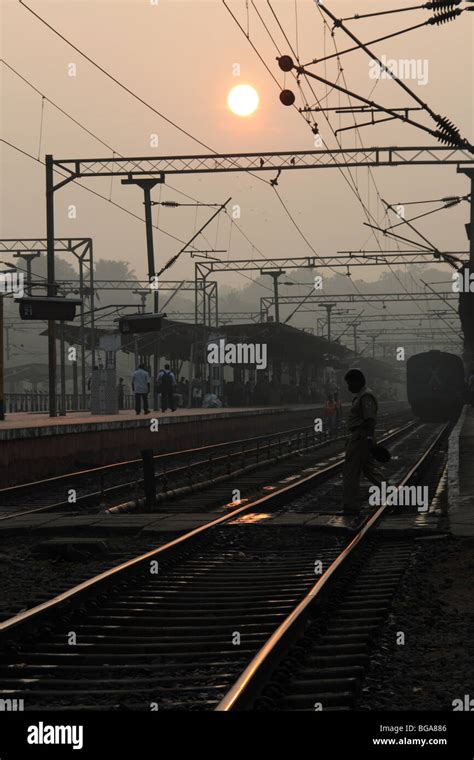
left=2, top=0, right=473, bottom=296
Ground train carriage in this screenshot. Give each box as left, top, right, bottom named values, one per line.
left=406, top=350, right=465, bottom=422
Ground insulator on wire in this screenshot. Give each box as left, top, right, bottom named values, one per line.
left=434, top=115, right=463, bottom=146
left=429, top=7, right=463, bottom=23
left=436, top=115, right=461, bottom=136
left=278, top=55, right=294, bottom=72
left=435, top=131, right=462, bottom=147
left=280, top=89, right=296, bottom=106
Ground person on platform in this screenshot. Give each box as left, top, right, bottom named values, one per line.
left=132, top=364, right=151, bottom=415
left=342, top=369, right=383, bottom=515
left=202, top=392, right=223, bottom=408
left=157, top=364, right=177, bottom=413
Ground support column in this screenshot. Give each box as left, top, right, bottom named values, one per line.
left=457, top=168, right=474, bottom=368
left=59, top=322, right=66, bottom=416
left=261, top=269, right=285, bottom=323
left=46, top=154, right=57, bottom=417
left=121, top=175, right=164, bottom=408
left=0, top=295, right=4, bottom=420
left=318, top=303, right=336, bottom=342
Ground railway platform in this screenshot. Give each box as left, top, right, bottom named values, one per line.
left=448, top=404, right=474, bottom=537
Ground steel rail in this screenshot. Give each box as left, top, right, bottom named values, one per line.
left=0, top=421, right=416, bottom=639
left=0, top=423, right=344, bottom=521
left=0, top=410, right=407, bottom=521
left=215, top=423, right=449, bottom=711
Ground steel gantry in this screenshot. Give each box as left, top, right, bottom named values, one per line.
left=54, top=278, right=217, bottom=318
left=194, top=256, right=317, bottom=326
left=0, top=238, right=95, bottom=406
left=194, top=251, right=464, bottom=326
left=317, top=311, right=458, bottom=323
left=260, top=290, right=459, bottom=318
left=42, top=145, right=474, bottom=414
left=49, top=146, right=474, bottom=180
left=316, top=312, right=459, bottom=338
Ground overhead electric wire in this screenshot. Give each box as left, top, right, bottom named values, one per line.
left=2, top=59, right=275, bottom=294
left=313, top=5, right=453, bottom=327
left=2, top=58, right=244, bottom=256
left=387, top=203, right=465, bottom=230
left=342, top=2, right=467, bottom=23
left=15, top=0, right=289, bottom=298
left=267, top=1, right=456, bottom=331
left=396, top=194, right=471, bottom=206
left=18, top=0, right=277, bottom=192
left=18, top=0, right=220, bottom=155
left=268, top=2, right=396, bottom=307
left=237, top=3, right=381, bottom=268
left=0, top=138, right=202, bottom=250
left=302, top=18, right=446, bottom=67
left=381, top=199, right=465, bottom=264
left=223, top=1, right=351, bottom=288
left=363, top=222, right=437, bottom=252
left=15, top=0, right=463, bottom=322
left=156, top=199, right=230, bottom=278
left=318, top=1, right=472, bottom=151
left=224, top=0, right=390, bottom=322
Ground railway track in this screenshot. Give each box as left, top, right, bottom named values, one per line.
left=0, top=419, right=449, bottom=711
left=0, top=405, right=411, bottom=520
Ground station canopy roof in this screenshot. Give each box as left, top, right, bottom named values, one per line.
left=43, top=319, right=401, bottom=381
left=352, top=356, right=404, bottom=384
left=48, top=318, right=351, bottom=365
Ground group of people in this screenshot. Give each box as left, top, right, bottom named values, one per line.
left=131, top=364, right=178, bottom=415
left=124, top=367, right=221, bottom=413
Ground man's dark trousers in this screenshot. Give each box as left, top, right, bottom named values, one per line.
left=161, top=390, right=175, bottom=412
left=135, top=393, right=149, bottom=414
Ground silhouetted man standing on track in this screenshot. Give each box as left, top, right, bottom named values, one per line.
left=342, top=368, right=382, bottom=515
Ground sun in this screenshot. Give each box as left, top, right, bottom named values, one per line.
left=227, top=84, right=259, bottom=117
